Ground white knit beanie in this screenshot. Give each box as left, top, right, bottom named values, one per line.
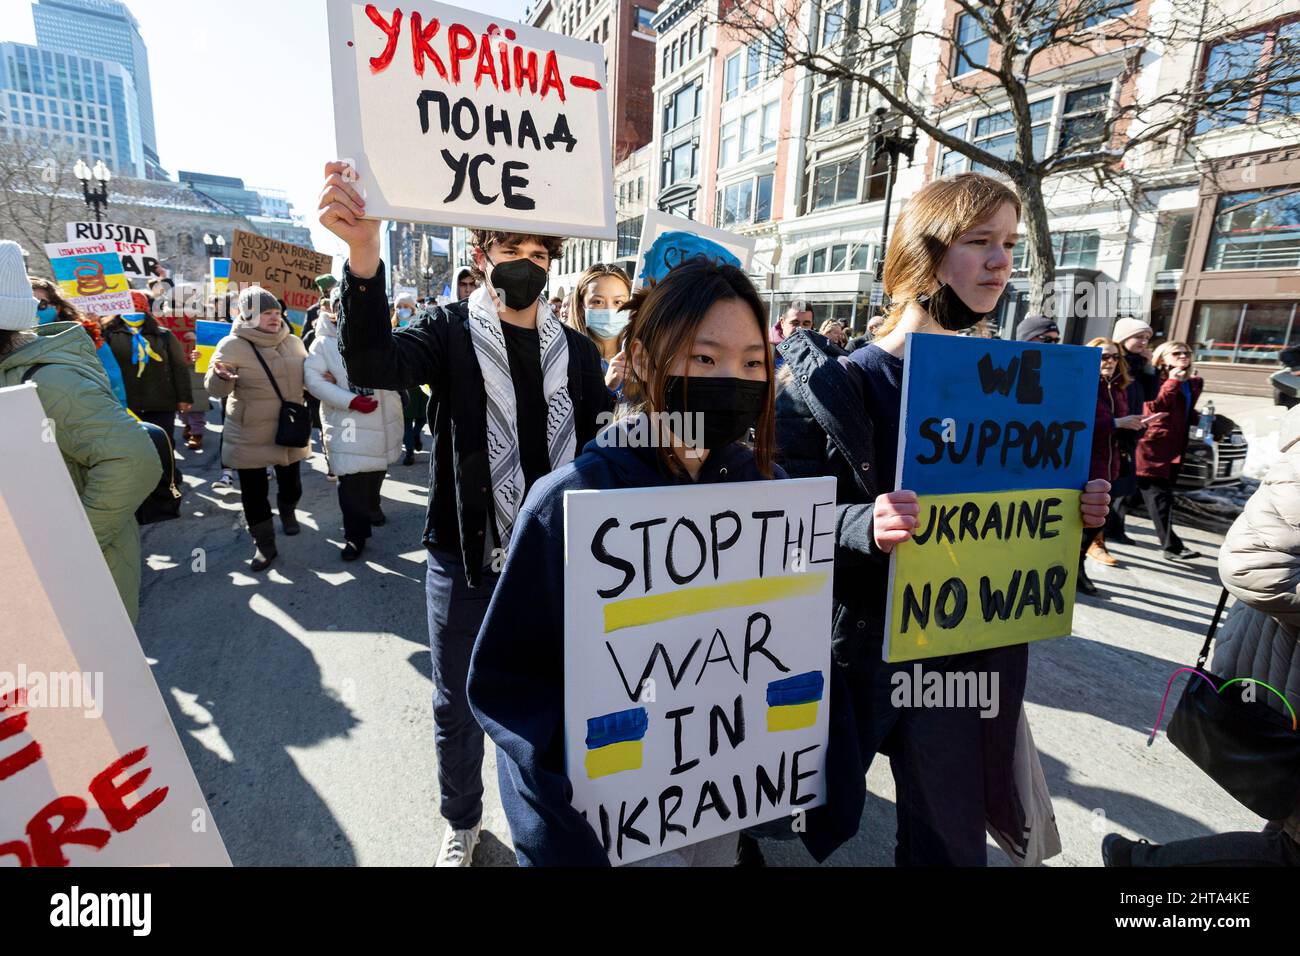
left=0, top=241, right=38, bottom=332
left=1112, top=316, right=1152, bottom=346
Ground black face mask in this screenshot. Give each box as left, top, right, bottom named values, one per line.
left=664, top=376, right=767, bottom=451
left=918, top=283, right=992, bottom=331
left=485, top=254, right=549, bottom=311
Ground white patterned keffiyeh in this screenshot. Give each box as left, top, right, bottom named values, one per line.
left=467, top=284, right=575, bottom=549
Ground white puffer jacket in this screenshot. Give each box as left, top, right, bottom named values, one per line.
left=1215, top=408, right=1300, bottom=837
left=304, top=315, right=404, bottom=476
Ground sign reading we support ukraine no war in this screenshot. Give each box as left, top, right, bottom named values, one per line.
left=885, top=334, right=1099, bottom=663
left=565, top=478, right=836, bottom=865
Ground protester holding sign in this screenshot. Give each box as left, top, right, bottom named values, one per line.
left=775, top=173, right=1110, bottom=866
left=1136, top=341, right=1203, bottom=562
left=0, top=240, right=160, bottom=623
left=565, top=263, right=632, bottom=394
left=204, top=287, right=312, bottom=572
left=320, top=158, right=613, bottom=866
left=469, top=258, right=861, bottom=866
left=102, top=290, right=193, bottom=441
left=305, top=287, right=404, bottom=561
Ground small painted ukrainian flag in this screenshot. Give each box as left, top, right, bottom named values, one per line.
left=584, top=707, right=649, bottom=779
left=766, top=671, right=825, bottom=732
left=50, top=252, right=128, bottom=299
left=193, top=320, right=227, bottom=374
left=210, top=257, right=230, bottom=296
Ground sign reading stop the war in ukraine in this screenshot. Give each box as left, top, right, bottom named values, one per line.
left=326, top=0, right=616, bottom=240
left=884, top=334, right=1099, bottom=663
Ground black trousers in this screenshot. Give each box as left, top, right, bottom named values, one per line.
left=338, top=470, right=385, bottom=542
left=1138, top=476, right=1184, bottom=553
left=237, top=462, right=302, bottom=527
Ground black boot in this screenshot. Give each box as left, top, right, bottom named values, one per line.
left=249, top=519, right=278, bottom=572
left=278, top=500, right=301, bottom=536
left=1077, top=559, right=1099, bottom=596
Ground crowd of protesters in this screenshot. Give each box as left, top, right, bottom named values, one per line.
left=3, top=160, right=1292, bottom=869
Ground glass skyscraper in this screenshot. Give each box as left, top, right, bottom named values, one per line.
left=31, top=0, right=162, bottom=179
left=0, top=40, right=146, bottom=178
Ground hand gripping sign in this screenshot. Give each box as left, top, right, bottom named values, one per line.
left=327, top=0, right=616, bottom=240
left=884, top=334, right=1099, bottom=662
left=564, top=478, right=835, bottom=864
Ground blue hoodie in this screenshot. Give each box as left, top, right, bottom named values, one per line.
left=468, top=415, right=865, bottom=866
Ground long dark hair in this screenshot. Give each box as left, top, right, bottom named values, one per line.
left=621, top=257, right=776, bottom=477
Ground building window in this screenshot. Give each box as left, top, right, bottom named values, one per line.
left=761, top=101, right=779, bottom=150
left=815, top=88, right=836, bottom=130
left=745, top=40, right=763, bottom=90
left=665, top=79, right=701, bottom=130
left=1059, top=83, right=1111, bottom=150
left=1197, top=20, right=1300, bottom=133
left=1195, top=300, right=1298, bottom=364
left=877, top=0, right=898, bottom=14
left=812, top=156, right=862, bottom=210
left=740, top=111, right=759, bottom=158
left=969, top=98, right=1051, bottom=174
left=665, top=141, right=697, bottom=185
left=865, top=141, right=890, bottom=201
left=1204, top=185, right=1300, bottom=271
left=720, top=121, right=739, bottom=166
left=724, top=51, right=741, bottom=100
left=1153, top=211, right=1194, bottom=271
left=718, top=179, right=755, bottom=229
left=940, top=121, right=967, bottom=174
left=821, top=1, right=845, bottom=48
left=755, top=174, right=773, bottom=223
left=952, top=12, right=989, bottom=76
left=663, top=48, right=670, bottom=76
left=1056, top=230, right=1100, bottom=268
left=767, top=24, right=785, bottom=76
left=837, top=79, right=854, bottom=124
left=1083, top=1, right=1134, bottom=27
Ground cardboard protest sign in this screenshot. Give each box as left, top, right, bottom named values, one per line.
left=633, top=210, right=757, bottom=289
left=66, top=223, right=158, bottom=280
left=884, top=334, right=1099, bottom=662
left=43, top=241, right=133, bottom=316
left=564, top=477, right=835, bottom=865
left=193, top=321, right=228, bottom=374
left=327, top=0, right=616, bottom=240
left=0, top=384, right=230, bottom=866
left=227, top=230, right=334, bottom=314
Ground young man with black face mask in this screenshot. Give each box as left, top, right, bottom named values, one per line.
left=318, top=160, right=614, bottom=867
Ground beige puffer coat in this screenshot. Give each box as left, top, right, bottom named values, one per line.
left=1214, top=411, right=1300, bottom=838
left=204, top=321, right=311, bottom=470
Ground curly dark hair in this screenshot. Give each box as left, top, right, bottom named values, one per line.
left=467, top=230, right=565, bottom=282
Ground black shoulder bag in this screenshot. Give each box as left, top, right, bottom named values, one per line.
left=1166, top=588, right=1300, bottom=819
left=247, top=345, right=311, bottom=448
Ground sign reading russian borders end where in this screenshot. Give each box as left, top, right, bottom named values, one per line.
left=227, top=230, right=334, bottom=315
left=327, top=0, right=616, bottom=240
left=884, top=334, right=1099, bottom=663
left=564, top=478, right=835, bottom=864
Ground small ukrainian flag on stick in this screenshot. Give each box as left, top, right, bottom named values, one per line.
left=766, top=671, right=825, bottom=732
left=584, top=707, right=649, bottom=779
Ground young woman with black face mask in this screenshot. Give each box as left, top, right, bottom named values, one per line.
left=774, top=173, right=1111, bottom=866
left=467, top=258, right=866, bottom=866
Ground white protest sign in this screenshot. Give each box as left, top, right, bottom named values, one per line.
left=634, top=209, right=757, bottom=290
left=564, top=477, right=835, bottom=865
left=66, top=222, right=159, bottom=280
left=327, top=0, right=616, bottom=240
left=0, top=384, right=230, bottom=866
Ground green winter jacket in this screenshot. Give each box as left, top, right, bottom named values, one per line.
left=0, top=323, right=161, bottom=623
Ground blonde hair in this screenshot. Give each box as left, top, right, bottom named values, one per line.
left=1087, top=337, right=1132, bottom=388
left=1152, top=340, right=1192, bottom=374
left=567, top=263, right=632, bottom=345
left=876, top=173, right=1022, bottom=337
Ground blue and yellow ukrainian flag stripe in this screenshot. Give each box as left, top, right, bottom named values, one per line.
left=584, top=707, right=649, bottom=779
left=209, top=258, right=231, bottom=297
left=603, top=572, right=829, bottom=633
left=287, top=309, right=306, bottom=337
left=193, top=320, right=227, bottom=374
left=766, top=671, right=824, bottom=732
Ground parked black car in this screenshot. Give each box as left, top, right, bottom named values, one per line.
left=1177, top=401, right=1248, bottom=489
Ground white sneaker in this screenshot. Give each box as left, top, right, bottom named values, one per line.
left=435, top=822, right=481, bottom=867
left=212, top=471, right=235, bottom=490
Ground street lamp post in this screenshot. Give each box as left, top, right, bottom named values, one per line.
left=203, top=233, right=227, bottom=258
left=73, top=159, right=112, bottom=223
left=868, top=110, right=917, bottom=313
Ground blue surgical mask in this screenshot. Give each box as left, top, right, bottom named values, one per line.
left=397, top=307, right=413, bottom=319
left=585, top=308, right=630, bottom=339
left=36, top=305, right=58, bottom=325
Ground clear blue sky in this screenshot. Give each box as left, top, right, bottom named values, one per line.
left=0, top=0, right=526, bottom=255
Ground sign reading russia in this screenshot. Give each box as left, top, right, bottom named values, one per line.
left=884, top=334, right=1099, bottom=662
left=327, top=0, right=616, bottom=239
left=565, top=479, right=835, bottom=865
